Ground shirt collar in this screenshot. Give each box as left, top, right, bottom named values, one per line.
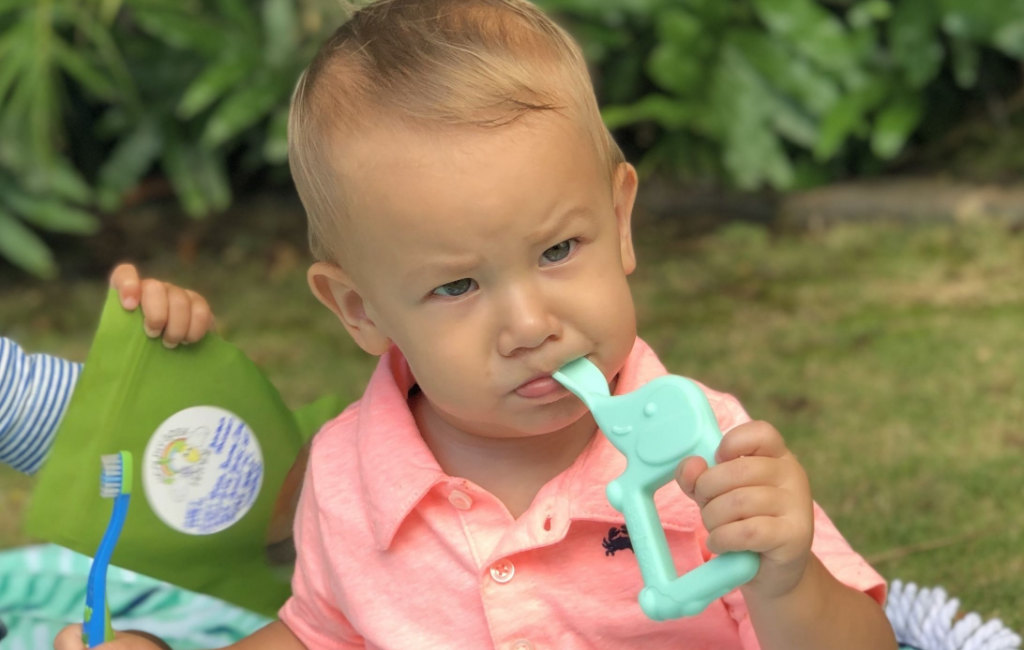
left=357, top=337, right=698, bottom=551
left=356, top=346, right=448, bottom=551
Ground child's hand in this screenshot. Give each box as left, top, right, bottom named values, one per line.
left=54, top=624, right=171, bottom=649
left=109, top=264, right=215, bottom=349
left=675, top=421, right=814, bottom=600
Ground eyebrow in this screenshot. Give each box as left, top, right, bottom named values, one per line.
left=527, top=205, right=592, bottom=247
left=404, top=254, right=485, bottom=284
left=404, top=205, right=593, bottom=283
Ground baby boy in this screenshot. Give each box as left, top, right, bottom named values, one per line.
left=57, top=1, right=897, bottom=648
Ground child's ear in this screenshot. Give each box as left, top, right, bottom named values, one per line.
left=308, top=262, right=391, bottom=355
left=613, top=162, right=638, bottom=275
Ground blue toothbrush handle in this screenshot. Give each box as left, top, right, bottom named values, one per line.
left=84, top=493, right=130, bottom=647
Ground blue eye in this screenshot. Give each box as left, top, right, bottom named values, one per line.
left=432, top=278, right=476, bottom=297
left=541, top=239, right=577, bottom=264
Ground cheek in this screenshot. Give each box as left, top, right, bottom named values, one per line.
left=566, top=266, right=636, bottom=338
left=397, top=330, right=493, bottom=403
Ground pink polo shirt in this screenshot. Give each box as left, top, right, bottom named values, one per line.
left=279, top=337, right=886, bottom=649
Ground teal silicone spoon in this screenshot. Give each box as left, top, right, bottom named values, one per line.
left=553, top=357, right=760, bottom=621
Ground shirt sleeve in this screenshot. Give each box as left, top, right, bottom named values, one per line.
left=0, top=337, right=81, bottom=475
left=701, top=388, right=888, bottom=650
left=278, top=449, right=366, bottom=649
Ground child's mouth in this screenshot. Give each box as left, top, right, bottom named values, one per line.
left=514, top=375, right=564, bottom=399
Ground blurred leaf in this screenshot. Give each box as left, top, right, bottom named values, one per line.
left=938, top=0, right=1008, bottom=41
left=51, top=38, right=117, bottom=100
left=131, top=6, right=224, bottom=55
left=815, top=77, right=888, bottom=160
left=262, top=0, right=299, bottom=67
left=215, top=0, right=259, bottom=35
left=712, top=47, right=794, bottom=190
left=890, top=0, right=943, bottom=88
left=162, top=138, right=208, bottom=218
left=752, top=0, right=859, bottom=77
left=99, top=0, right=122, bottom=23
left=21, top=158, right=93, bottom=204
left=97, top=118, right=163, bottom=210
left=262, top=107, right=289, bottom=165
left=647, top=43, right=703, bottom=95
left=0, top=182, right=100, bottom=234
left=0, top=0, right=27, bottom=14
left=193, top=147, right=231, bottom=212
left=0, top=208, right=57, bottom=278
left=176, top=51, right=253, bottom=119
left=200, top=74, right=286, bottom=148
left=601, top=48, right=644, bottom=104
left=949, top=37, right=980, bottom=88
left=992, top=21, right=1024, bottom=58
left=602, top=94, right=696, bottom=130
left=848, top=0, right=892, bottom=29
left=871, top=93, right=923, bottom=159
left=61, top=2, right=138, bottom=110
left=656, top=8, right=704, bottom=50
left=0, top=31, right=29, bottom=107
left=729, top=29, right=839, bottom=116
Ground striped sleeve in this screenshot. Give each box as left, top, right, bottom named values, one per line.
left=0, top=337, right=82, bottom=475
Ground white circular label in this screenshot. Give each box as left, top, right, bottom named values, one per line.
left=142, top=406, right=264, bottom=535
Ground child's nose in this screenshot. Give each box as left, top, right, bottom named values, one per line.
left=496, top=283, right=562, bottom=357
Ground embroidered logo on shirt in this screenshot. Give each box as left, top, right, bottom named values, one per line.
left=602, top=525, right=633, bottom=556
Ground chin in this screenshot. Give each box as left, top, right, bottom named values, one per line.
left=520, top=396, right=591, bottom=435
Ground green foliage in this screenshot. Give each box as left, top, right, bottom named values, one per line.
left=539, top=0, right=1024, bottom=189
left=4, top=0, right=1024, bottom=276
left=0, top=0, right=344, bottom=276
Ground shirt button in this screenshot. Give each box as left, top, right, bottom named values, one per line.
left=448, top=489, right=473, bottom=510
left=511, top=640, right=534, bottom=650
left=489, top=559, right=515, bottom=583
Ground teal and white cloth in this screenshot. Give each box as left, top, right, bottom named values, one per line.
left=0, top=544, right=270, bottom=649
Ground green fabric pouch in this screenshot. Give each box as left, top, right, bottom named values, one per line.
left=25, top=290, right=346, bottom=618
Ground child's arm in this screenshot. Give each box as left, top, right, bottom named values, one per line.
left=1, top=264, right=215, bottom=475
left=53, top=620, right=306, bottom=650
left=676, top=421, right=898, bottom=650
left=743, top=554, right=896, bottom=649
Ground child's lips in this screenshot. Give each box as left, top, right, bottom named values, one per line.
left=514, top=375, right=564, bottom=399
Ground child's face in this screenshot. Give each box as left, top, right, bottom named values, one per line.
left=311, top=114, right=639, bottom=439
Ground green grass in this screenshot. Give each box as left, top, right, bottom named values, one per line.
left=1, top=218, right=1022, bottom=630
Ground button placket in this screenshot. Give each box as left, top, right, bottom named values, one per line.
left=489, top=559, right=515, bottom=583
left=448, top=489, right=473, bottom=510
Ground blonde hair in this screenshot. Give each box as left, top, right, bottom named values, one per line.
left=288, top=0, right=626, bottom=263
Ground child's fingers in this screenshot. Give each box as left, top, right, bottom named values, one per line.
left=54, top=623, right=84, bottom=649
left=109, top=264, right=141, bottom=310
left=183, top=290, right=214, bottom=343
left=705, top=515, right=783, bottom=555
left=688, top=456, right=781, bottom=506
left=140, top=279, right=169, bottom=339
left=160, top=284, right=192, bottom=349
left=675, top=455, right=709, bottom=505
left=716, top=421, right=788, bottom=463
left=699, top=486, right=786, bottom=532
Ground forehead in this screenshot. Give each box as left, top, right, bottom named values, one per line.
left=333, top=115, right=608, bottom=252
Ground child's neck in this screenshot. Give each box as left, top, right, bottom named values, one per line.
left=411, top=392, right=600, bottom=520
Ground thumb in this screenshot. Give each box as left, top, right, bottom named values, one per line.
left=54, top=624, right=85, bottom=650
left=675, top=455, right=709, bottom=505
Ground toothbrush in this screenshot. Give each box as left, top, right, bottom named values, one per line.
left=84, top=451, right=133, bottom=647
